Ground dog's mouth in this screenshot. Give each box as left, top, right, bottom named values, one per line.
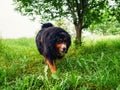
left=59, top=49, right=67, bottom=56
left=60, top=49, right=67, bottom=54
left=57, top=52, right=65, bottom=57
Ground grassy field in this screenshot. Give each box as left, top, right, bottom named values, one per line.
left=0, top=36, right=120, bottom=90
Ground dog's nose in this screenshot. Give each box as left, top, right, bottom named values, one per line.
left=63, top=47, right=66, bottom=51
left=61, top=44, right=67, bottom=53
left=62, top=47, right=67, bottom=53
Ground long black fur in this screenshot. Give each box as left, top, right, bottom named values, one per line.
left=36, top=23, right=71, bottom=64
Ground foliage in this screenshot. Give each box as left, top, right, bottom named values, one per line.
left=13, top=0, right=120, bottom=28
left=112, top=0, right=120, bottom=23
left=0, top=36, right=120, bottom=89
left=89, top=20, right=120, bottom=35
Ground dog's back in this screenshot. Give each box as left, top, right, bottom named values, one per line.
left=36, top=23, right=53, bottom=54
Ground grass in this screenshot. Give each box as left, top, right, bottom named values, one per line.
left=0, top=36, right=120, bottom=90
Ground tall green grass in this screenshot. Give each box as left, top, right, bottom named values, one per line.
left=0, top=36, right=120, bottom=90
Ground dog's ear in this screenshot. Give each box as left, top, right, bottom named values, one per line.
left=60, top=32, right=71, bottom=47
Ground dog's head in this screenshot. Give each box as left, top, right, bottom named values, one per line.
left=45, top=27, right=71, bottom=58
left=55, top=32, right=71, bottom=56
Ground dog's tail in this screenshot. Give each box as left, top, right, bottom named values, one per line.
left=41, top=23, right=53, bottom=29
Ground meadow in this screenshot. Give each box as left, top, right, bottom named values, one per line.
left=0, top=36, right=120, bottom=90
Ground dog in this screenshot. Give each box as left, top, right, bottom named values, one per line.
left=36, top=23, right=71, bottom=73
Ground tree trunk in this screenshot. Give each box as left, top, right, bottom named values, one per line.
left=74, top=22, right=82, bottom=45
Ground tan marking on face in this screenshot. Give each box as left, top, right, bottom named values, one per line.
left=63, top=38, right=67, bottom=40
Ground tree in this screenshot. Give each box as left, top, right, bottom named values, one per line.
left=13, top=0, right=120, bottom=45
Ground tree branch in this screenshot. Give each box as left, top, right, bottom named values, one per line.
left=75, top=0, right=81, bottom=24
left=66, top=0, right=77, bottom=24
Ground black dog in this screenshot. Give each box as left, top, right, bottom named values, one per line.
left=36, top=23, right=71, bottom=73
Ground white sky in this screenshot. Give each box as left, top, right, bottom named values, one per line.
left=0, top=0, right=40, bottom=39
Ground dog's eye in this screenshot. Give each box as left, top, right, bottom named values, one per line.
left=57, top=39, right=62, bottom=43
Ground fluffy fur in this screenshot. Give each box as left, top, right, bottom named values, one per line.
left=36, top=23, right=71, bottom=73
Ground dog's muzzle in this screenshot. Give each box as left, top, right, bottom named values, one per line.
left=61, top=44, right=67, bottom=53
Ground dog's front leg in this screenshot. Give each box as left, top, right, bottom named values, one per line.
left=45, top=58, right=56, bottom=73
